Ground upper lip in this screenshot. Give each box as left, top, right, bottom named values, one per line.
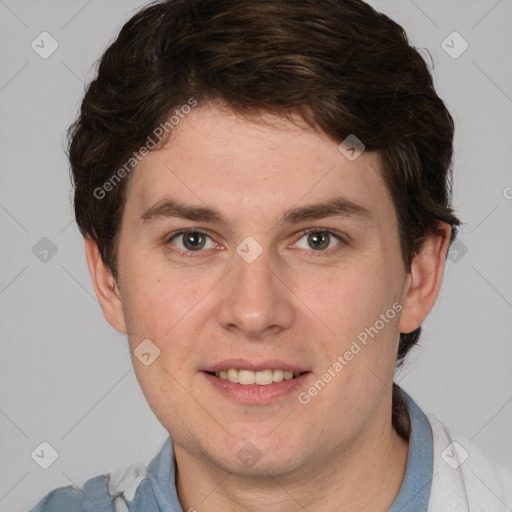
left=203, top=359, right=310, bottom=373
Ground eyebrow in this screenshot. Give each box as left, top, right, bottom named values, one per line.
left=140, top=196, right=373, bottom=226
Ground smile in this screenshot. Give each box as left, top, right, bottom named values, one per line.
left=202, top=370, right=312, bottom=404
left=207, top=369, right=306, bottom=385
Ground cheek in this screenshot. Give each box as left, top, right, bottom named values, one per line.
left=119, top=267, right=204, bottom=376
left=119, top=259, right=179, bottom=334
left=309, top=263, right=401, bottom=361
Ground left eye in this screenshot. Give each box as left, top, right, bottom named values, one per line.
left=168, top=230, right=216, bottom=253
left=294, top=230, right=344, bottom=252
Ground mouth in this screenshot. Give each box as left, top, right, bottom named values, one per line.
left=204, top=369, right=308, bottom=386
left=201, top=363, right=312, bottom=404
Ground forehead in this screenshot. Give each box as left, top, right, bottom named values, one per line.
left=124, top=105, right=394, bottom=228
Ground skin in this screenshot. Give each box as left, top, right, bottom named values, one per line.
left=86, top=103, right=451, bottom=511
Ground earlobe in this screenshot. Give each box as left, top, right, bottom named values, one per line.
left=399, top=222, right=452, bottom=334
left=84, top=237, right=127, bottom=334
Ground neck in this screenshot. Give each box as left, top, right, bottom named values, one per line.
left=174, top=396, right=409, bottom=512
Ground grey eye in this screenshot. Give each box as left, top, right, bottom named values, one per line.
left=295, top=231, right=341, bottom=251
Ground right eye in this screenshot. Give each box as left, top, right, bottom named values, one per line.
left=165, top=229, right=218, bottom=257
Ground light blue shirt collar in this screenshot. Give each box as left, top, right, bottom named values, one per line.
left=144, top=387, right=433, bottom=511
left=389, top=387, right=434, bottom=511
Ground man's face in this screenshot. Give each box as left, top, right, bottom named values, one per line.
left=111, top=104, right=410, bottom=476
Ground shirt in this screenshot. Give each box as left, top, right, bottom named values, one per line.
left=28, top=386, right=512, bottom=511
left=389, top=387, right=433, bottom=511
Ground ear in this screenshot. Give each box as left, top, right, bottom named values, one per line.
left=399, top=222, right=452, bottom=334
left=84, top=236, right=127, bottom=334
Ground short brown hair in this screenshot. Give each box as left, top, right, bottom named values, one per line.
left=67, top=0, right=461, bottom=430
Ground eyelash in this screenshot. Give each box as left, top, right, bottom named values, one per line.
left=164, top=228, right=347, bottom=258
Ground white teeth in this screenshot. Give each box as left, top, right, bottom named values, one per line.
left=255, top=369, right=273, bottom=385
left=239, top=370, right=255, bottom=385
left=214, top=368, right=303, bottom=385
left=272, top=369, right=284, bottom=382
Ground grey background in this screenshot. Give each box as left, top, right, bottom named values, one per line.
left=1, top=0, right=511, bottom=510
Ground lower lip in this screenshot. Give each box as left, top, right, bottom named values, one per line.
left=202, top=372, right=312, bottom=404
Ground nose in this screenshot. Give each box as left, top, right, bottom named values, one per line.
left=216, top=245, right=295, bottom=340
